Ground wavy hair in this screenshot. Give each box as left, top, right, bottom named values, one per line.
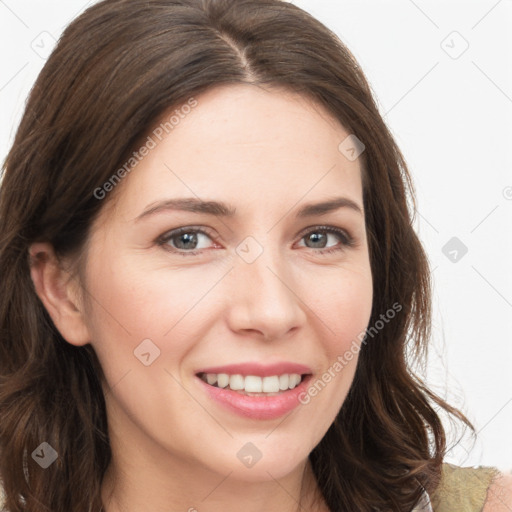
left=0, top=0, right=473, bottom=510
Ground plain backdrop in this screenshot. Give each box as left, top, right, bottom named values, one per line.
left=1, top=0, right=511, bottom=471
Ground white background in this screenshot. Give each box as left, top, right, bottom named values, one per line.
left=1, top=0, right=511, bottom=471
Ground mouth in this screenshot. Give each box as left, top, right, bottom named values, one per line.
left=193, top=361, right=314, bottom=419
left=195, top=370, right=314, bottom=420
left=196, top=372, right=311, bottom=397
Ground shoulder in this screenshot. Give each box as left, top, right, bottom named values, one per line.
left=429, top=462, right=505, bottom=512
left=482, top=471, right=512, bottom=512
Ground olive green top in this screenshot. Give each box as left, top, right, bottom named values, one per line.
left=429, top=462, right=501, bottom=511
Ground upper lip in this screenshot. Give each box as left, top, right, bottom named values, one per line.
left=195, top=362, right=312, bottom=377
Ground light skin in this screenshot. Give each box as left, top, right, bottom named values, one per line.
left=483, top=473, right=512, bottom=511
left=29, top=83, right=375, bottom=512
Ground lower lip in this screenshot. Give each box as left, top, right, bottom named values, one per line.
left=196, top=374, right=312, bottom=420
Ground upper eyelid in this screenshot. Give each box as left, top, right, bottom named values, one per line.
left=296, top=224, right=351, bottom=238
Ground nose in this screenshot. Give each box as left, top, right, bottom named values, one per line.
left=226, top=242, right=307, bottom=341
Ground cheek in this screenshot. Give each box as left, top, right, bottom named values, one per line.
left=293, top=272, right=372, bottom=449
left=82, top=252, right=227, bottom=377
left=312, top=271, right=373, bottom=353
left=84, top=250, right=204, bottom=332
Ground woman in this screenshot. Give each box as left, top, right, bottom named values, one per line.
left=0, top=0, right=510, bottom=510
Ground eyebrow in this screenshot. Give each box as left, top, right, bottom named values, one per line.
left=134, top=196, right=363, bottom=222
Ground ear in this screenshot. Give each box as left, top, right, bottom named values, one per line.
left=28, top=242, right=91, bottom=346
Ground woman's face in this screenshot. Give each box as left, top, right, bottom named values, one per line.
left=79, top=84, right=373, bottom=482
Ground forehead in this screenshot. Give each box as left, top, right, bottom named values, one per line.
left=104, top=84, right=364, bottom=221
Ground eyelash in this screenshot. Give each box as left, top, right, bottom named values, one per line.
left=156, top=225, right=355, bottom=257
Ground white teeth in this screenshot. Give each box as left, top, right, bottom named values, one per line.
left=244, top=375, right=262, bottom=392
left=229, top=374, right=244, bottom=390
left=262, top=376, right=280, bottom=393
left=217, top=373, right=229, bottom=388
left=289, top=374, right=301, bottom=388
left=199, top=372, right=304, bottom=393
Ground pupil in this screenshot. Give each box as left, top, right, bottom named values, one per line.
left=308, top=232, right=326, bottom=248
left=176, top=232, right=197, bottom=250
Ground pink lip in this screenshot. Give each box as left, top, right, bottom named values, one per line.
left=195, top=361, right=312, bottom=377
left=196, top=373, right=313, bottom=420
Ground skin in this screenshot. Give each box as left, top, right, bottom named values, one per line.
left=483, top=473, right=512, bottom=511
left=29, top=83, right=374, bottom=512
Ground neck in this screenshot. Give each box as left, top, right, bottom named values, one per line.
left=100, top=453, right=327, bottom=512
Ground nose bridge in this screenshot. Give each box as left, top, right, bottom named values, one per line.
left=228, top=234, right=305, bottom=338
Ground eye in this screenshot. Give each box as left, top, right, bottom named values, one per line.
left=296, top=225, right=355, bottom=255
left=157, top=226, right=217, bottom=256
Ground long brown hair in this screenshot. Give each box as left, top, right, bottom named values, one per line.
left=0, top=0, right=473, bottom=510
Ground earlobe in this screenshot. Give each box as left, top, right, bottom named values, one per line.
left=28, top=242, right=91, bottom=346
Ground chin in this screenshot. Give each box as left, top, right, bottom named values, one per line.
left=206, top=437, right=310, bottom=482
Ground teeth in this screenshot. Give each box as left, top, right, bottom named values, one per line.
left=217, top=373, right=229, bottom=388
left=200, top=372, right=304, bottom=393
left=229, top=374, right=244, bottom=390
left=206, top=373, right=217, bottom=385
left=262, top=376, right=279, bottom=393
left=245, top=375, right=262, bottom=392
